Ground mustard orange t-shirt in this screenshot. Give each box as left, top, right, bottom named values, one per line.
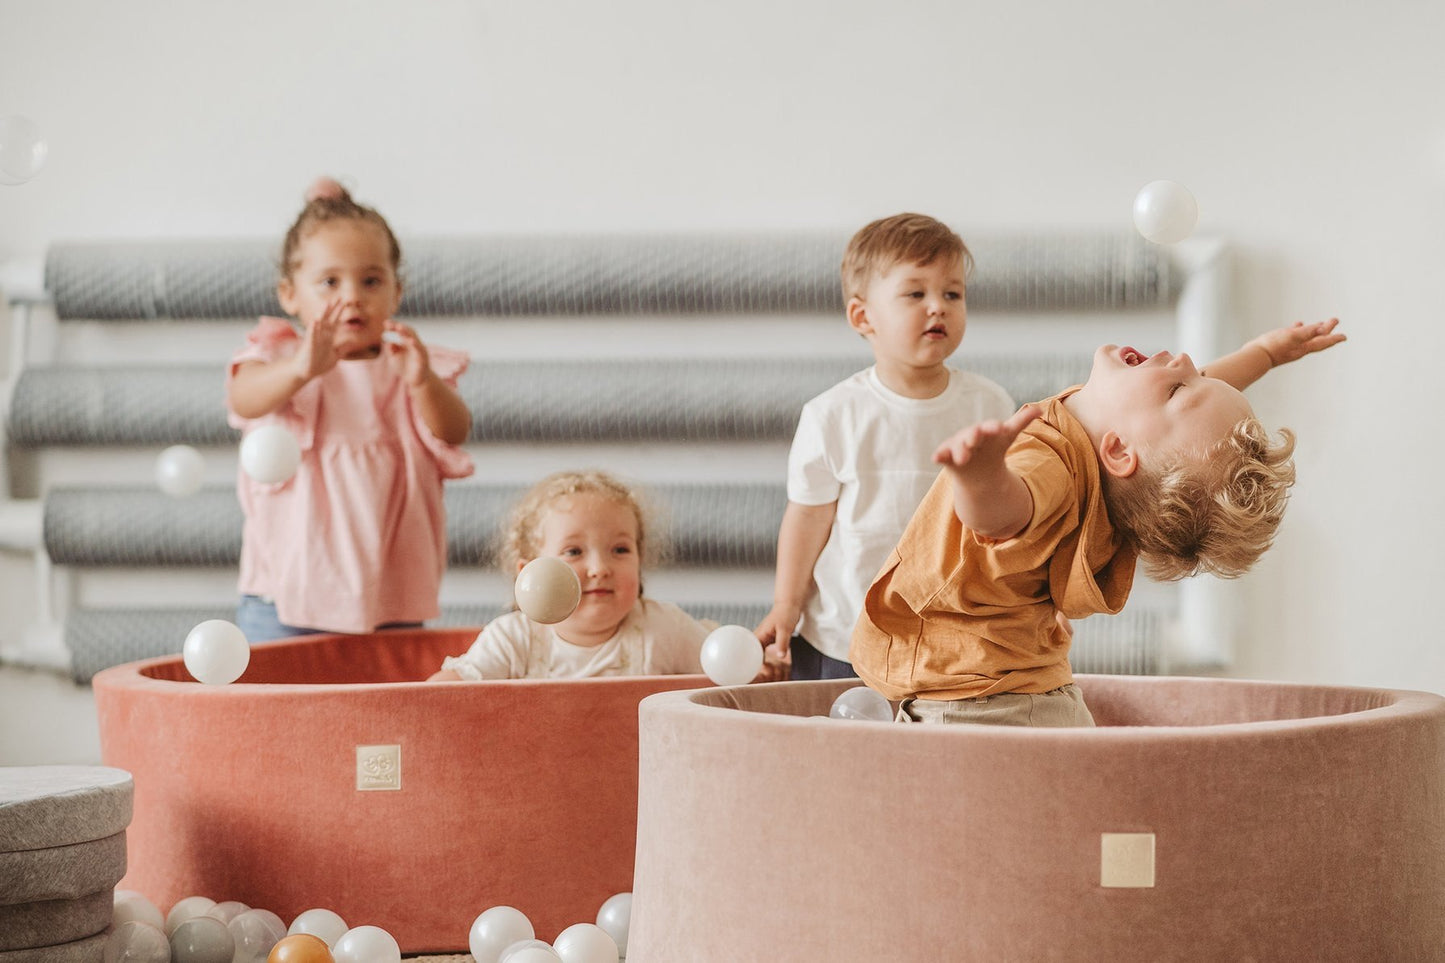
left=849, top=389, right=1138, bottom=701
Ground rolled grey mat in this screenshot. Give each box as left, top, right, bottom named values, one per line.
left=44, top=481, right=787, bottom=569
left=44, top=233, right=1175, bottom=321
left=8, top=353, right=1090, bottom=449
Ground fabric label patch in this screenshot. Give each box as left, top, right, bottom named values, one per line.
left=1100, top=832, right=1155, bottom=887
left=356, top=744, right=401, bottom=791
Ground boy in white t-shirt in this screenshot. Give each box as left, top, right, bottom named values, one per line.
left=754, top=213, right=1015, bottom=679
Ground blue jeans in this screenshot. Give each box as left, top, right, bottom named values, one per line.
left=236, top=595, right=326, bottom=643
left=789, top=634, right=858, bottom=681
left=236, top=595, right=422, bottom=643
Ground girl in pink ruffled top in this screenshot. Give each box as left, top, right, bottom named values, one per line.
left=226, top=177, right=474, bottom=641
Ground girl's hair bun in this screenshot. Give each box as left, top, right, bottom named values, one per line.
left=305, top=176, right=348, bottom=203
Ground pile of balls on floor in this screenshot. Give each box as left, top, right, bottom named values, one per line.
left=107, top=891, right=632, bottom=963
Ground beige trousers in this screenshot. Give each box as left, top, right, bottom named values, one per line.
left=897, top=683, right=1096, bottom=728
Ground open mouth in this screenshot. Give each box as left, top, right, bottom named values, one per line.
left=1121, top=346, right=1146, bottom=366
left=924, top=325, right=948, bottom=339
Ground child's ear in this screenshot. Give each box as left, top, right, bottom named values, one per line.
left=277, top=279, right=298, bottom=317
left=1098, top=431, right=1139, bottom=479
left=846, top=297, right=872, bottom=337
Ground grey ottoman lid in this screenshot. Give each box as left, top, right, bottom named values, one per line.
left=0, top=767, right=133, bottom=851
left=0, top=891, right=113, bottom=951
left=0, top=832, right=127, bottom=906
left=0, top=932, right=105, bottom=963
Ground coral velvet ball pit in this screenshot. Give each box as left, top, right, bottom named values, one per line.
left=91, top=628, right=710, bottom=952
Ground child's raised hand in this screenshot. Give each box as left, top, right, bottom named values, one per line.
left=1252, top=318, right=1346, bottom=367
left=933, top=404, right=1041, bottom=476
left=382, top=320, right=433, bottom=388
left=293, top=300, right=342, bottom=381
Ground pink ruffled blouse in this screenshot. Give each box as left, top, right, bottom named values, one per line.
left=226, top=318, right=474, bottom=633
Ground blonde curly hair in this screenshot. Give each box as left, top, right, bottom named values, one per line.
left=840, top=212, right=973, bottom=303
left=1102, top=418, right=1297, bottom=581
left=500, top=470, right=664, bottom=586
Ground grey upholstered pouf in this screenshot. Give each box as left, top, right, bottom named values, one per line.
left=0, top=893, right=114, bottom=951
left=0, top=932, right=107, bottom=963
left=0, top=767, right=133, bottom=952
left=0, top=833, right=127, bottom=904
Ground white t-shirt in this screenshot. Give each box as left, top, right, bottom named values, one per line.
left=440, top=598, right=713, bottom=680
left=787, top=366, right=1015, bottom=661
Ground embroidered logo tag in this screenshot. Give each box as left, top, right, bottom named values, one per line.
left=356, top=744, right=402, bottom=791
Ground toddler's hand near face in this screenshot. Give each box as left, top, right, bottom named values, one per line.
left=293, top=300, right=342, bottom=381
left=1253, top=318, right=1346, bottom=367
left=383, top=320, right=433, bottom=387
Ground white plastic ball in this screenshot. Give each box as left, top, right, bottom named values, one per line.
left=168, top=916, right=234, bottom=963
left=514, top=556, right=582, bottom=624
left=829, top=685, right=894, bottom=722
left=0, top=115, right=48, bottom=185
left=1132, top=180, right=1199, bottom=245
left=104, top=920, right=170, bottom=963
left=500, top=941, right=561, bottom=963
left=246, top=909, right=286, bottom=938
left=332, top=925, right=400, bottom=963
left=469, top=906, right=535, bottom=963
left=287, top=908, right=348, bottom=948
left=154, top=445, right=206, bottom=497
left=182, top=620, right=251, bottom=685
left=205, top=900, right=249, bottom=924
left=552, top=922, right=618, bottom=963
left=506, top=947, right=563, bottom=963
left=165, top=897, right=216, bottom=937
left=594, top=892, right=631, bottom=957
left=239, top=425, right=301, bottom=485
left=227, top=910, right=284, bottom=963
left=700, top=624, right=764, bottom=686
left=114, top=891, right=166, bottom=931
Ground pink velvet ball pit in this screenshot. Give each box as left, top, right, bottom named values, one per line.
left=91, top=628, right=710, bottom=952
left=628, top=675, right=1445, bottom=962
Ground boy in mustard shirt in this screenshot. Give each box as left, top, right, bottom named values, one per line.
left=850, top=319, right=1345, bottom=726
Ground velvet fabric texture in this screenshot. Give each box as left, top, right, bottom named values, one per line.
left=629, top=675, right=1445, bottom=962
left=91, top=628, right=711, bottom=952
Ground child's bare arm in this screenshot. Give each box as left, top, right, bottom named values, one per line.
left=386, top=321, right=473, bottom=445
left=409, top=372, right=473, bottom=445
left=754, top=500, right=836, bottom=659
left=1202, top=318, right=1346, bottom=390
left=933, top=405, right=1040, bottom=540
left=427, top=668, right=462, bottom=681
left=228, top=357, right=312, bottom=419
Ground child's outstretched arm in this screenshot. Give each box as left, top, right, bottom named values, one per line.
left=385, top=321, right=473, bottom=445
left=933, top=404, right=1041, bottom=540
left=754, top=500, right=836, bottom=660
left=228, top=302, right=342, bottom=418
left=1202, top=318, right=1346, bottom=391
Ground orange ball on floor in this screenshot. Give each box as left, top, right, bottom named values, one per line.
left=267, top=935, right=334, bottom=963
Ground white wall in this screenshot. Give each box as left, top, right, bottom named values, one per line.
left=0, top=0, right=1440, bottom=712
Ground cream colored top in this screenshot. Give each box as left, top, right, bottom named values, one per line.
left=850, top=389, right=1137, bottom=701
left=441, top=599, right=713, bottom=680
